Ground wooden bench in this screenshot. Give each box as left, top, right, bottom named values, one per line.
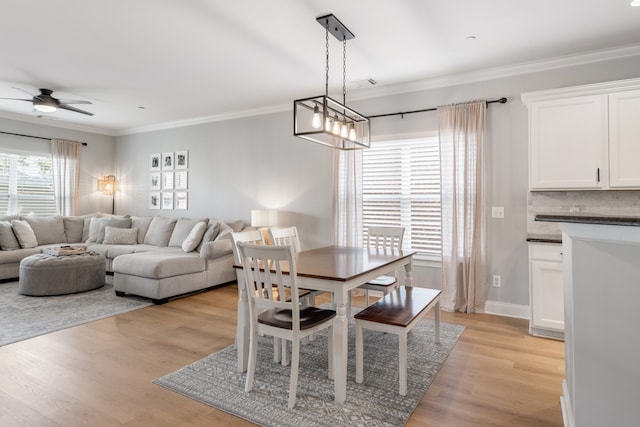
left=354, top=286, right=441, bottom=396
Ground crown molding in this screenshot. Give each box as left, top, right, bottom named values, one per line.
left=0, top=110, right=115, bottom=136
left=521, top=76, right=640, bottom=104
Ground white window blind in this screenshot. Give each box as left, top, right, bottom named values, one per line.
left=362, top=137, right=441, bottom=259
left=0, top=152, right=56, bottom=216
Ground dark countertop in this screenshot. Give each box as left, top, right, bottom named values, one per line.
left=535, top=213, right=640, bottom=227
left=526, top=234, right=562, bottom=244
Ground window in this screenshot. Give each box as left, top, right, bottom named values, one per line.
left=362, top=137, right=441, bottom=259
left=0, top=152, right=56, bottom=216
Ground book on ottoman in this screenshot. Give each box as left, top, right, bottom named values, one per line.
left=42, top=246, right=86, bottom=256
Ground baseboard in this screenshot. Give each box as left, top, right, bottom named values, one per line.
left=561, top=380, right=574, bottom=427
left=481, top=300, right=530, bottom=319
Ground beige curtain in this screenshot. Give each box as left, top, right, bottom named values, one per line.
left=333, top=150, right=363, bottom=247
left=438, top=101, right=487, bottom=313
left=51, top=139, right=82, bottom=216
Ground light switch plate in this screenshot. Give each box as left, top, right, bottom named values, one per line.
left=492, top=207, right=505, bottom=218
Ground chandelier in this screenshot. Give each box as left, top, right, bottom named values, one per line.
left=293, top=14, right=370, bottom=150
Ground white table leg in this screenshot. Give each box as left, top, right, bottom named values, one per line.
left=236, top=275, right=250, bottom=372
left=404, top=259, right=413, bottom=287
left=332, top=287, right=348, bottom=403
left=399, top=330, right=408, bottom=396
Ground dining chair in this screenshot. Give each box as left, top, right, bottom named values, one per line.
left=358, top=226, right=405, bottom=306
left=237, top=242, right=336, bottom=409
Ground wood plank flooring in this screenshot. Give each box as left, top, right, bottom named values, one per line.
left=0, top=283, right=565, bottom=426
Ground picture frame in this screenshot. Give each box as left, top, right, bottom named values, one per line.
left=150, top=153, right=161, bottom=171
left=149, top=192, right=160, bottom=210
left=162, top=152, right=174, bottom=170
left=175, top=150, right=188, bottom=169
left=162, top=171, right=174, bottom=190
left=161, top=192, right=174, bottom=210
left=150, top=172, right=161, bottom=190
left=175, top=192, right=188, bottom=210
left=175, top=170, right=188, bottom=190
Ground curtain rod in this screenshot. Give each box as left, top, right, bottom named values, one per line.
left=0, top=131, right=88, bottom=146
left=367, top=97, right=508, bottom=119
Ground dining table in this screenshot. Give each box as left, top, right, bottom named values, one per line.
left=234, top=245, right=417, bottom=404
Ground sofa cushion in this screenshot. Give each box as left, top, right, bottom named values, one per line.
left=103, top=226, right=138, bottom=245
left=215, top=223, right=234, bottom=241
left=63, top=216, right=86, bottom=243
left=23, top=216, right=67, bottom=245
left=143, top=216, right=178, bottom=247
left=182, top=221, right=207, bottom=252
left=168, top=218, right=208, bottom=247
left=11, top=220, right=38, bottom=248
left=96, top=218, right=132, bottom=243
left=113, top=251, right=205, bottom=279
left=0, top=221, right=21, bottom=250
left=0, top=247, right=40, bottom=263
left=196, top=220, right=222, bottom=252
left=131, top=216, right=153, bottom=243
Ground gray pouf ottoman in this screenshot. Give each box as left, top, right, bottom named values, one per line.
left=19, top=253, right=106, bottom=296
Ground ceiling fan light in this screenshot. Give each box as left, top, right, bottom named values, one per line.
left=33, top=103, right=57, bottom=113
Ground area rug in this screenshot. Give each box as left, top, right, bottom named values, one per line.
left=0, top=278, right=151, bottom=346
left=155, top=318, right=464, bottom=427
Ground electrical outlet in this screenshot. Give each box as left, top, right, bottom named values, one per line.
left=491, top=207, right=504, bottom=218
left=492, top=275, right=501, bottom=287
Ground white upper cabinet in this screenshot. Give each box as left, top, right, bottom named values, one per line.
left=522, top=78, right=640, bottom=191
left=609, top=89, right=640, bottom=188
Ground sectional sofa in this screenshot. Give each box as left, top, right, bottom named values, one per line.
left=0, top=213, right=245, bottom=303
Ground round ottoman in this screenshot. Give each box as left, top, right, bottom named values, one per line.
left=19, top=253, right=106, bottom=296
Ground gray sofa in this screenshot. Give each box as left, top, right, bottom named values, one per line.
left=0, top=213, right=243, bottom=303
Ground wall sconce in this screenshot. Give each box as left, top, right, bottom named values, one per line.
left=98, top=175, right=118, bottom=213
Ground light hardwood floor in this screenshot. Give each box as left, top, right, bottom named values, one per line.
left=0, top=283, right=565, bottom=427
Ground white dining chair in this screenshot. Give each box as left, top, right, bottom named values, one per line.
left=358, top=226, right=405, bottom=306
left=238, top=242, right=335, bottom=409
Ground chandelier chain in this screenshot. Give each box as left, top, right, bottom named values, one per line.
left=325, top=20, right=329, bottom=97
left=342, top=39, right=347, bottom=105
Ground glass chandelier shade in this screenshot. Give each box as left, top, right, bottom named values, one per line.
left=293, top=14, right=370, bottom=150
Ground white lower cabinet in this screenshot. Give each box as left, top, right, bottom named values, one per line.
left=529, top=242, right=564, bottom=340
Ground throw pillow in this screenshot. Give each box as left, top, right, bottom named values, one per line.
left=196, top=221, right=221, bottom=252
left=0, top=221, right=21, bottom=250
left=214, top=223, right=234, bottom=241
left=11, top=219, right=38, bottom=249
left=131, top=216, right=153, bottom=243
left=23, top=216, right=66, bottom=245
left=96, top=218, right=132, bottom=243
left=102, top=226, right=139, bottom=245
left=168, top=218, right=208, bottom=247
left=181, top=221, right=207, bottom=252
left=86, top=217, right=102, bottom=243
left=63, top=216, right=86, bottom=243
left=143, top=216, right=178, bottom=247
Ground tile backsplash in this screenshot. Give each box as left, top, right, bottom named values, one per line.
left=528, top=191, right=640, bottom=234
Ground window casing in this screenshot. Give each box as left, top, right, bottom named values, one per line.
left=0, top=152, right=56, bottom=216
left=362, top=138, right=441, bottom=260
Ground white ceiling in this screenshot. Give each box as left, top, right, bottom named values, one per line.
left=0, top=0, right=639, bottom=136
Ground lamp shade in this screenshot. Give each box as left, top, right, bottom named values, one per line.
left=251, top=209, right=280, bottom=227
left=98, top=175, right=118, bottom=195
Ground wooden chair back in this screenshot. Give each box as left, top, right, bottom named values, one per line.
left=366, top=226, right=405, bottom=251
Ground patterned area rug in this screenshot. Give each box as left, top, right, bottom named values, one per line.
left=155, top=317, right=464, bottom=427
left=0, top=277, right=151, bottom=346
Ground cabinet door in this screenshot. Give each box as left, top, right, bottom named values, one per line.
left=609, top=90, right=640, bottom=188
left=529, top=95, right=608, bottom=190
left=531, top=259, right=564, bottom=332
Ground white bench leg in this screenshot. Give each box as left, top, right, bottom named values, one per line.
left=355, top=320, right=364, bottom=383
left=399, top=330, right=407, bottom=396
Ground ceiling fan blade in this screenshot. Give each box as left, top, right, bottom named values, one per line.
left=57, top=99, right=92, bottom=105
left=11, top=87, right=37, bottom=97
left=0, top=97, right=32, bottom=102
left=58, top=104, right=94, bottom=116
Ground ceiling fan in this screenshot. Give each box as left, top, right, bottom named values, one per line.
left=0, top=87, right=94, bottom=116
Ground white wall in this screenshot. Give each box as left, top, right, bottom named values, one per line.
left=0, top=117, right=116, bottom=214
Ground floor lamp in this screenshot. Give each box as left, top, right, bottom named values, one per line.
left=98, top=175, right=118, bottom=214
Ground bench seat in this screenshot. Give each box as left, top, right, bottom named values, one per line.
left=354, top=286, right=441, bottom=395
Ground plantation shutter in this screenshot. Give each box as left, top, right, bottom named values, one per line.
left=362, top=138, right=441, bottom=258
left=0, top=152, right=56, bottom=216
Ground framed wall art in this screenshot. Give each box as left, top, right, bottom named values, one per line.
left=161, top=192, right=174, bottom=210
left=175, top=192, right=188, bottom=210
left=150, top=153, right=161, bottom=171
left=175, top=170, right=188, bottom=190
left=150, top=172, right=161, bottom=190
left=175, top=150, right=188, bottom=169
left=162, top=152, right=174, bottom=170
left=149, top=192, right=160, bottom=209
left=162, top=171, right=174, bottom=190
